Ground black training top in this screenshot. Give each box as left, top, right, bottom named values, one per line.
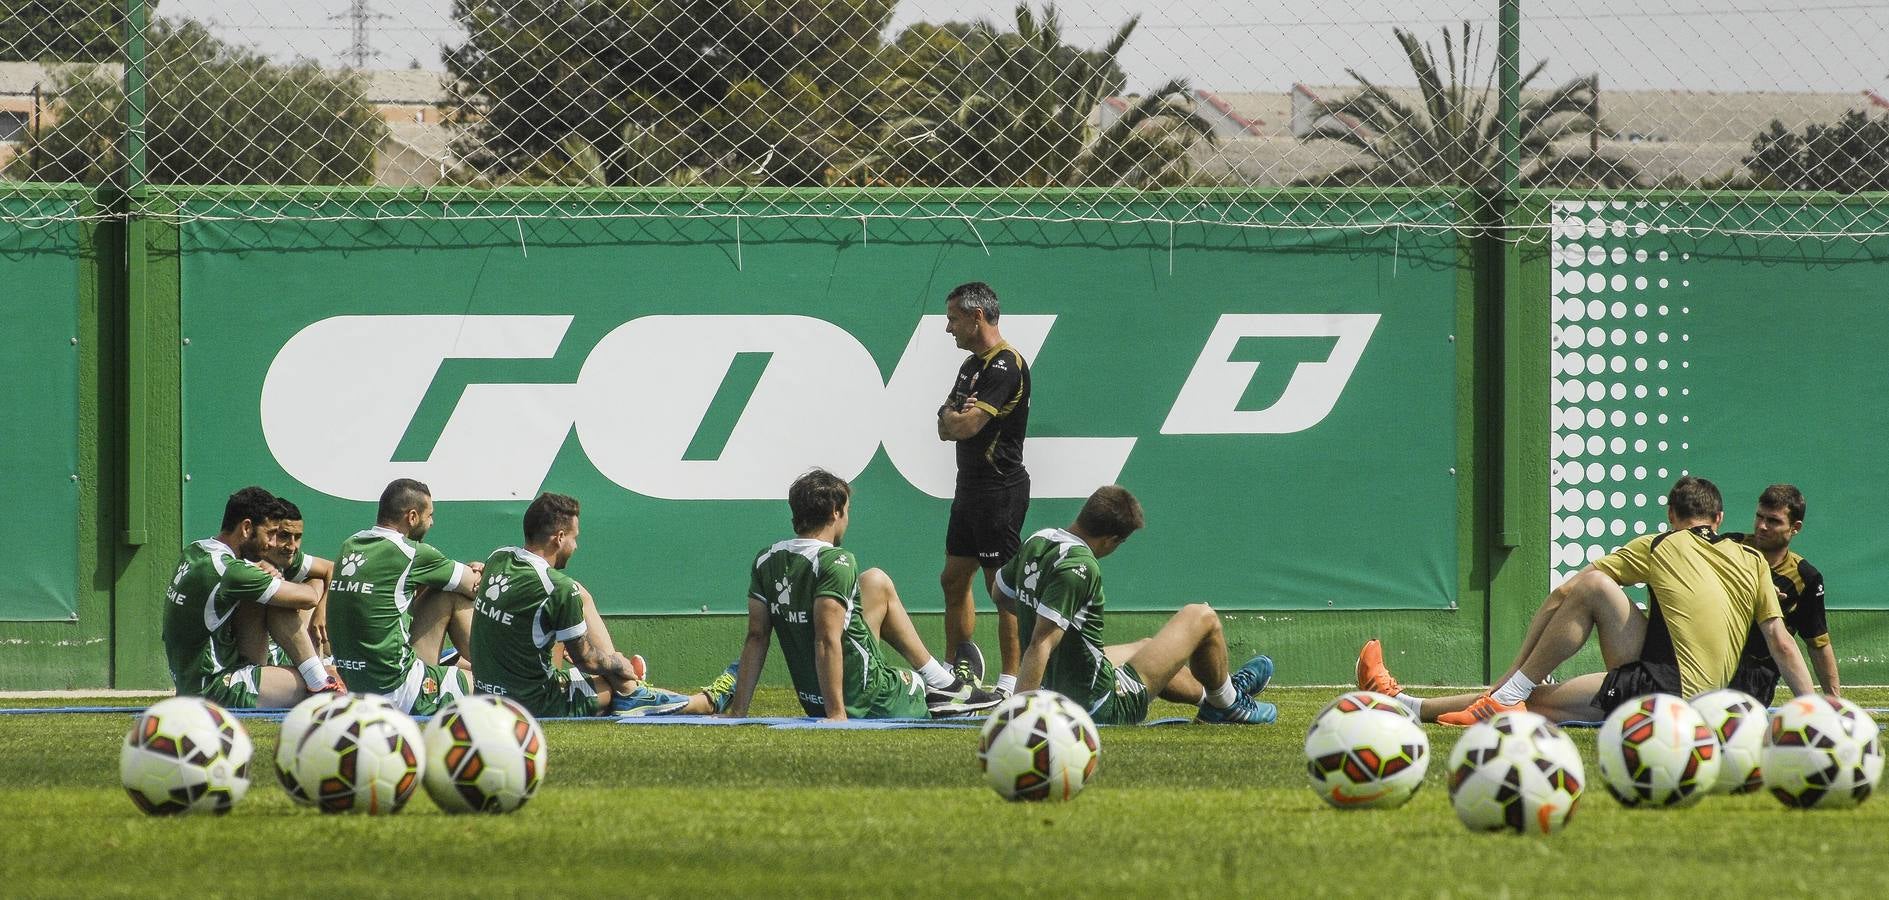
left=945, top=342, right=1030, bottom=490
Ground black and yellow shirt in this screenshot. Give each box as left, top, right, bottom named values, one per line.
left=1593, top=525, right=1784, bottom=696
left=1723, top=533, right=1830, bottom=670
left=946, top=342, right=1030, bottom=489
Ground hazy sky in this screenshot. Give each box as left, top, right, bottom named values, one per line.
left=166, top=0, right=1889, bottom=94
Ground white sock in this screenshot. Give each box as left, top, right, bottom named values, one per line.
left=917, top=659, right=956, bottom=690
left=1395, top=693, right=1424, bottom=720
left=996, top=674, right=1017, bottom=694
left=1491, top=671, right=1537, bottom=706
left=297, top=657, right=328, bottom=691
left=1206, top=678, right=1238, bottom=709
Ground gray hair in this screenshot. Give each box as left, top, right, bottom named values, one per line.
left=947, top=282, right=1000, bottom=323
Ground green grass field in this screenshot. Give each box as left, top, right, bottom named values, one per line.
left=4, top=687, right=1886, bottom=898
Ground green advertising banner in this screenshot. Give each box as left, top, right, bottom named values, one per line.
left=0, top=200, right=81, bottom=621
left=179, top=199, right=1460, bottom=614
left=1547, top=199, right=1889, bottom=606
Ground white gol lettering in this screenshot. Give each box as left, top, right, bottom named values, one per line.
left=1160, top=314, right=1379, bottom=435
left=262, top=314, right=1135, bottom=501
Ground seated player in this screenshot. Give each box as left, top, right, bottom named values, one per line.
left=326, top=478, right=482, bottom=715
left=1359, top=476, right=1816, bottom=725
left=245, top=497, right=337, bottom=677
left=1724, top=484, right=1838, bottom=703
left=1000, top=485, right=1276, bottom=726
left=721, top=469, right=1003, bottom=721
left=470, top=492, right=735, bottom=717
left=163, top=486, right=338, bottom=707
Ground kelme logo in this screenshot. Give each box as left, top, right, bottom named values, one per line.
left=261, top=313, right=1375, bottom=502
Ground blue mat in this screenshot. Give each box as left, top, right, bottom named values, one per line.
left=614, top=714, right=1197, bottom=729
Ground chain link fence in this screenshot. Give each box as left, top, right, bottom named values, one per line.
left=1, top=0, right=1886, bottom=234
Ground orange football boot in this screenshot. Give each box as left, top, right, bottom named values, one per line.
left=1436, top=694, right=1526, bottom=727
left=1355, top=639, right=1405, bottom=697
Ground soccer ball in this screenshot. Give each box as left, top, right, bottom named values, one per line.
left=120, top=697, right=253, bottom=816
left=292, top=696, right=425, bottom=814
left=1304, top=693, right=1429, bottom=809
left=1447, top=711, right=1584, bottom=834
left=1316, top=689, right=1417, bottom=723
left=1689, top=689, right=1767, bottom=794
left=1763, top=694, right=1883, bottom=810
left=1597, top=693, right=1720, bottom=808
left=275, top=693, right=363, bottom=805
left=977, top=690, right=1100, bottom=801
left=422, top=695, right=548, bottom=814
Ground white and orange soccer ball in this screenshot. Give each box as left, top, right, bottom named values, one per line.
left=1597, top=693, right=1721, bottom=808
left=1447, top=710, right=1584, bottom=834
left=1304, top=691, right=1429, bottom=809
left=977, top=690, right=1100, bottom=802
left=1763, top=694, right=1883, bottom=810
left=120, top=697, right=254, bottom=816
left=291, top=694, right=425, bottom=814
left=275, top=692, right=362, bottom=805
left=422, top=695, right=548, bottom=814
left=1688, top=689, right=1767, bottom=794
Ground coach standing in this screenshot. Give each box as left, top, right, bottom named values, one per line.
left=936, top=282, right=1030, bottom=696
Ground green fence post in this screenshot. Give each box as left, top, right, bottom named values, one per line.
left=123, top=0, right=149, bottom=547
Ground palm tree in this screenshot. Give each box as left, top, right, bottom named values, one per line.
left=860, top=4, right=1215, bottom=188
left=1303, top=22, right=1602, bottom=189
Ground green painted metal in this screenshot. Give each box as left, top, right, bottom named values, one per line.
left=122, top=0, right=150, bottom=547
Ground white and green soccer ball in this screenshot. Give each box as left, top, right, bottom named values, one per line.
left=977, top=690, right=1099, bottom=802
left=1689, top=689, right=1767, bottom=794
left=1447, top=710, right=1584, bottom=834
left=120, top=697, right=253, bottom=816
left=1304, top=691, right=1429, bottom=809
left=422, top=695, right=547, bottom=814
left=291, top=694, right=425, bottom=814
left=1763, top=694, right=1883, bottom=810
left=1597, top=693, right=1721, bottom=808
left=275, top=692, right=363, bottom=805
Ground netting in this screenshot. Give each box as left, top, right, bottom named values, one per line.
left=1, top=0, right=1886, bottom=235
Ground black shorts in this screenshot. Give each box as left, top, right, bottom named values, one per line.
left=945, top=479, right=1029, bottom=569
left=1592, top=660, right=1683, bottom=714
left=1728, top=659, right=1781, bottom=707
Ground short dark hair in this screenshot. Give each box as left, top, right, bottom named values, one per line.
left=1759, top=483, right=1806, bottom=523
left=377, top=478, right=432, bottom=525
left=221, top=486, right=277, bottom=533
left=267, top=497, right=303, bottom=522
left=788, top=469, right=852, bottom=534
left=1076, top=485, right=1144, bottom=540
left=1667, top=475, right=1723, bottom=521
left=947, top=282, right=1000, bottom=323
left=524, top=492, right=581, bottom=543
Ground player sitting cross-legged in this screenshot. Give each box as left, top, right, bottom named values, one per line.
left=163, top=486, right=339, bottom=708
left=721, top=469, right=1004, bottom=721
left=470, top=491, right=735, bottom=717
left=1000, top=485, right=1276, bottom=726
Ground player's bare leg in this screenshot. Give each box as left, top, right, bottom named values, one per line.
left=1519, top=672, right=1610, bottom=723
left=1113, top=605, right=1228, bottom=702
left=232, top=603, right=271, bottom=665
left=860, top=567, right=999, bottom=714
left=1514, top=571, right=1648, bottom=683
left=410, top=586, right=472, bottom=665
left=940, top=554, right=982, bottom=669
left=985, top=566, right=1020, bottom=679
left=255, top=666, right=313, bottom=708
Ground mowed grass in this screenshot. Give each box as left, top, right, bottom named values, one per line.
left=3, top=687, right=1887, bottom=898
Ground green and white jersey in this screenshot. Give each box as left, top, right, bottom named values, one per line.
left=468, top=546, right=588, bottom=715
left=161, top=538, right=283, bottom=695
left=325, top=526, right=470, bottom=696
left=997, top=528, right=1115, bottom=714
left=281, top=548, right=313, bottom=583
left=750, top=539, right=892, bottom=717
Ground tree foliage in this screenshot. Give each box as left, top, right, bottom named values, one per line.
left=0, top=0, right=137, bottom=64
left=865, top=4, right=1214, bottom=188
left=1743, top=110, right=1889, bottom=192
left=444, top=0, right=895, bottom=186
left=22, top=19, right=385, bottom=185
left=1303, top=22, right=1605, bottom=189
